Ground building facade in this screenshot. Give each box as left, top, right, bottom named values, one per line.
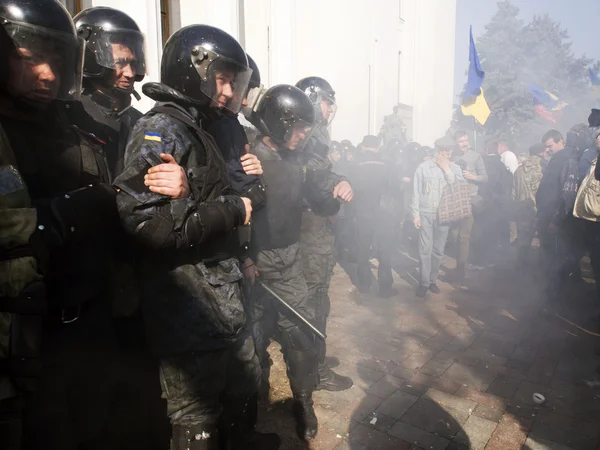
left=61, top=0, right=457, bottom=146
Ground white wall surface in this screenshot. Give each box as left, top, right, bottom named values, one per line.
left=75, top=0, right=456, bottom=146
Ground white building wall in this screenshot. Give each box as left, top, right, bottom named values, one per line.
left=75, top=0, right=456, bottom=146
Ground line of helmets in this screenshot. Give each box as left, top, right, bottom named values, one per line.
left=0, top=0, right=336, bottom=151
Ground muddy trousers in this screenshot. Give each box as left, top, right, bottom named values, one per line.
left=159, top=334, right=262, bottom=450
left=299, top=211, right=335, bottom=368
left=251, top=245, right=318, bottom=396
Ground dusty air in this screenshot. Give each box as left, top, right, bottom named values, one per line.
left=1, top=0, right=600, bottom=449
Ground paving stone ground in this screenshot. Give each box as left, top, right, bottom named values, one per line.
left=256, top=245, right=600, bottom=450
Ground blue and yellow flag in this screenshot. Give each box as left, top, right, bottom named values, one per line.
left=461, top=26, right=490, bottom=125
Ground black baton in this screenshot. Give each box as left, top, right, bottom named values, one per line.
left=257, top=280, right=326, bottom=341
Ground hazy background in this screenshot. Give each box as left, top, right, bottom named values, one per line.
left=454, top=0, right=600, bottom=100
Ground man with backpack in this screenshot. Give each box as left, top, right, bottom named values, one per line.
left=536, top=130, right=581, bottom=302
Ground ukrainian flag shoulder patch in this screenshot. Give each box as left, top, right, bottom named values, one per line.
left=145, top=131, right=162, bottom=142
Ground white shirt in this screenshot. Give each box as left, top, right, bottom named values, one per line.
left=501, top=150, right=519, bottom=174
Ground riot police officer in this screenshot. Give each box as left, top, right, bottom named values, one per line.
left=206, top=53, right=266, bottom=233
left=0, top=1, right=129, bottom=448
left=74, top=7, right=146, bottom=178
left=295, top=76, right=354, bottom=392
left=114, top=25, right=279, bottom=450
left=249, top=84, right=341, bottom=441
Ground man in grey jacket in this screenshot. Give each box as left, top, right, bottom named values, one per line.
left=411, top=137, right=464, bottom=297
left=451, top=130, right=487, bottom=279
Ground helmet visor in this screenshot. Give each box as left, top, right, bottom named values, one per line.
left=191, top=46, right=253, bottom=114
left=282, top=119, right=314, bottom=152
left=87, top=29, right=146, bottom=78
left=319, top=97, right=337, bottom=126
left=241, top=85, right=266, bottom=119
left=245, top=84, right=266, bottom=111
left=3, top=20, right=84, bottom=102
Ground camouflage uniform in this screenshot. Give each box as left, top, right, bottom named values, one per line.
left=0, top=119, right=44, bottom=449
left=250, top=138, right=340, bottom=394
left=0, top=99, right=128, bottom=450
left=114, top=99, right=261, bottom=447
left=299, top=127, right=346, bottom=371
left=513, top=155, right=543, bottom=260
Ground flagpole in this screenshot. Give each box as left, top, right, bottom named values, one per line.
left=473, top=116, right=477, bottom=151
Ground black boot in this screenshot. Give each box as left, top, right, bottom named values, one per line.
left=325, top=355, right=340, bottom=368
left=220, top=394, right=280, bottom=450
left=258, top=363, right=271, bottom=402
left=292, top=392, right=318, bottom=441
left=316, top=365, right=353, bottom=391
left=283, top=345, right=319, bottom=440
left=172, top=423, right=220, bottom=450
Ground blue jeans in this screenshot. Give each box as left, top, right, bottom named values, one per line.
left=418, top=212, right=450, bottom=287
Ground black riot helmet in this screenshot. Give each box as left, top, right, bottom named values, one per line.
left=248, top=54, right=261, bottom=89
left=161, top=24, right=252, bottom=114
left=74, top=7, right=146, bottom=91
left=256, top=84, right=315, bottom=152
left=296, top=76, right=337, bottom=126
left=0, top=0, right=85, bottom=103
left=566, top=123, right=594, bottom=156
left=242, top=53, right=266, bottom=118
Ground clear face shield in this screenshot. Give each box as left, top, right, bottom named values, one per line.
left=318, top=94, right=337, bottom=126
left=2, top=19, right=85, bottom=103
left=190, top=45, right=253, bottom=114
left=242, top=84, right=266, bottom=117
left=84, top=28, right=146, bottom=83
left=281, top=119, right=314, bottom=152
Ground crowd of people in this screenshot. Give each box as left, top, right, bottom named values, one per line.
left=326, top=115, right=600, bottom=303
left=2, top=1, right=600, bottom=450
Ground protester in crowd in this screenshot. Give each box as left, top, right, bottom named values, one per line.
left=353, top=135, right=397, bottom=297
left=450, top=130, right=487, bottom=280
left=498, top=139, right=520, bottom=174
left=536, top=129, right=582, bottom=301
left=470, top=140, right=513, bottom=267
left=411, top=136, right=464, bottom=297
left=514, top=143, right=545, bottom=263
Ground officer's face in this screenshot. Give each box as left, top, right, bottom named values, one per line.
left=320, top=100, right=333, bottom=121
left=111, top=43, right=137, bottom=91
left=212, top=71, right=235, bottom=109
left=595, top=132, right=600, bottom=150
left=287, top=125, right=310, bottom=150
left=329, top=150, right=341, bottom=162
left=456, top=135, right=470, bottom=153
left=9, top=47, right=61, bottom=103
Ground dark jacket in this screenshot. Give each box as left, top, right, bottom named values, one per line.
left=2, top=99, right=119, bottom=308
left=536, top=148, right=580, bottom=226
left=1, top=97, right=119, bottom=397
left=251, top=139, right=340, bottom=251
left=207, top=115, right=260, bottom=197
left=303, top=126, right=348, bottom=193
left=351, top=151, right=395, bottom=224
left=480, top=154, right=512, bottom=202
left=80, top=89, right=143, bottom=179
left=114, top=90, right=248, bottom=356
